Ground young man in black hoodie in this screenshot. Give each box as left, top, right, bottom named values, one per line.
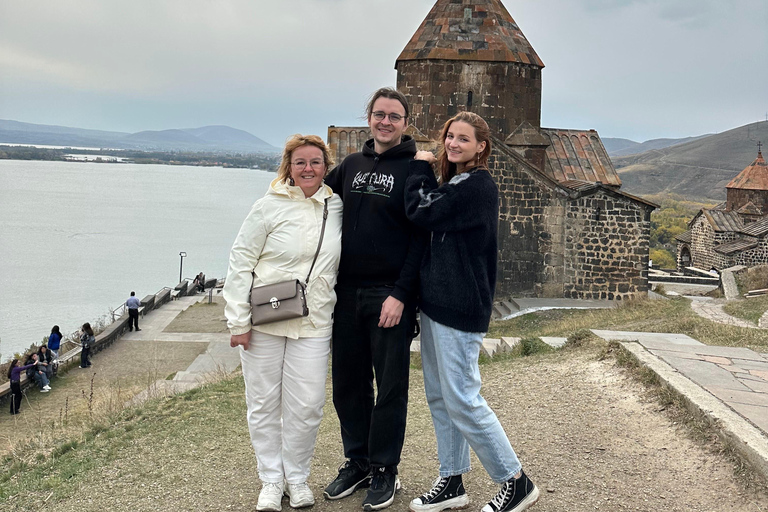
left=323, top=88, right=425, bottom=511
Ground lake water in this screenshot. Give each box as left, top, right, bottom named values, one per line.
left=0, top=159, right=274, bottom=361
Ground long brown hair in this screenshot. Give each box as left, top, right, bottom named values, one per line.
left=82, top=322, right=94, bottom=336
left=276, top=134, right=335, bottom=185
left=435, top=112, right=492, bottom=184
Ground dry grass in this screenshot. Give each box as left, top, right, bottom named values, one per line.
left=488, top=295, right=768, bottom=351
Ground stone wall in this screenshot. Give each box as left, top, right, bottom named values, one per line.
left=487, top=141, right=563, bottom=297
left=689, top=217, right=740, bottom=270
left=397, top=60, right=542, bottom=140
left=489, top=139, right=651, bottom=301
left=563, top=190, right=651, bottom=299
left=729, top=237, right=768, bottom=267
left=328, top=127, right=371, bottom=165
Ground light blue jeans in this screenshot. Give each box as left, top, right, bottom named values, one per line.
left=420, top=312, right=522, bottom=483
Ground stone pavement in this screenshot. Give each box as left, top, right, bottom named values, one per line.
left=124, top=294, right=240, bottom=404
left=592, top=329, right=768, bottom=480
left=688, top=296, right=760, bottom=329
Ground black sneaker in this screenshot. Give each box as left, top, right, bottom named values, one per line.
left=324, top=459, right=371, bottom=500
left=410, top=475, right=469, bottom=512
left=362, top=466, right=401, bottom=511
left=481, top=470, right=539, bottom=512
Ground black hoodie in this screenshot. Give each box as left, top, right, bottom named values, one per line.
left=325, top=135, right=425, bottom=304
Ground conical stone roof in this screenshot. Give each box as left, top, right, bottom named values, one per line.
left=727, top=150, right=768, bottom=190
left=396, top=0, right=544, bottom=67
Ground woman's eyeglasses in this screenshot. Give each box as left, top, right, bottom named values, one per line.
left=291, top=159, right=325, bottom=170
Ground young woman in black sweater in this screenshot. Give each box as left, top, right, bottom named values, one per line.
left=405, top=112, right=538, bottom=512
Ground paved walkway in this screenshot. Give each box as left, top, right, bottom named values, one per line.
left=688, top=296, right=761, bottom=329
left=593, top=329, right=768, bottom=479
left=124, top=295, right=240, bottom=404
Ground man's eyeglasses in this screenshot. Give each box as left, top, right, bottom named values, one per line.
left=291, top=159, right=325, bottom=170
left=371, top=111, right=406, bottom=123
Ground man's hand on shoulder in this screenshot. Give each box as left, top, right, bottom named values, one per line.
left=379, top=296, right=404, bottom=328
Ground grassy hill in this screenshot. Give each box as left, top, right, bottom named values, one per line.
left=614, top=121, right=768, bottom=201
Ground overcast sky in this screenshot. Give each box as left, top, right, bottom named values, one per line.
left=1, top=0, right=766, bottom=147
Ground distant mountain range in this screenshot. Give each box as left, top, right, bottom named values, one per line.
left=602, top=135, right=712, bottom=157
left=0, top=119, right=279, bottom=154
left=612, top=121, right=768, bottom=201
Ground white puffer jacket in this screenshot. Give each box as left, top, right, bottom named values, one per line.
left=223, top=177, right=343, bottom=339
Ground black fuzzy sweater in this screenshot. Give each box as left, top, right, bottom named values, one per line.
left=405, top=160, right=499, bottom=332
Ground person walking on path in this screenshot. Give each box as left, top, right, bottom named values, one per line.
left=405, top=112, right=539, bottom=512
left=47, top=325, right=62, bottom=360
left=323, top=87, right=426, bottom=511
left=8, top=358, right=35, bottom=414
left=80, top=323, right=94, bottom=368
left=224, top=134, right=343, bottom=512
left=126, top=291, right=141, bottom=332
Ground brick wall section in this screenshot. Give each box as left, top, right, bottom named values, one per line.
left=730, top=238, right=768, bottom=267
left=490, top=140, right=651, bottom=300
left=563, top=191, right=651, bottom=300
left=488, top=145, right=560, bottom=297
left=688, top=217, right=739, bottom=270
left=728, top=189, right=768, bottom=215
left=328, top=127, right=371, bottom=164
left=397, top=60, right=542, bottom=141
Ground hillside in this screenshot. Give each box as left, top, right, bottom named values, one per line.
left=614, top=121, right=768, bottom=201
left=0, top=119, right=279, bottom=154
left=602, top=135, right=710, bottom=157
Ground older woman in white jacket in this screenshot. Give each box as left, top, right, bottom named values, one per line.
left=224, top=134, right=343, bottom=512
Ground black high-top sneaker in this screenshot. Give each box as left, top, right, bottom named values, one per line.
left=410, top=475, right=469, bottom=512
left=481, top=470, right=539, bottom=512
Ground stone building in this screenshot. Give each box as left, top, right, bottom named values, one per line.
left=676, top=148, right=768, bottom=271
left=328, top=0, right=656, bottom=301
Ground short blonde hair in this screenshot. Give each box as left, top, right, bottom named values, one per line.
left=277, top=134, right=335, bottom=184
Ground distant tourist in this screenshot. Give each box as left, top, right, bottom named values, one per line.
left=80, top=322, right=95, bottom=368
left=25, top=353, right=51, bottom=392
left=37, top=345, right=54, bottom=380
left=194, top=272, right=206, bottom=292
left=223, top=134, right=342, bottom=512
left=8, top=358, right=36, bottom=414
left=126, top=291, right=141, bottom=332
left=321, top=87, right=425, bottom=511
left=405, top=112, right=539, bottom=512
left=48, top=325, right=62, bottom=360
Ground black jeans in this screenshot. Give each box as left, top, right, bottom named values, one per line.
left=331, top=285, right=415, bottom=469
left=129, top=308, right=139, bottom=330
left=10, top=381, right=22, bottom=414
left=81, top=346, right=91, bottom=368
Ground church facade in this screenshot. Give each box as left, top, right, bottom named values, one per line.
left=329, top=0, right=656, bottom=301
left=676, top=149, right=768, bottom=271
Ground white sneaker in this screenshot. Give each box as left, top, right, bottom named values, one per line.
left=40, top=388, right=50, bottom=393
left=284, top=482, right=314, bottom=508
left=257, top=482, right=283, bottom=512
left=43, top=385, right=51, bottom=390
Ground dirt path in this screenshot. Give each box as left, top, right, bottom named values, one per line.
left=16, top=346, right=768, bottom=512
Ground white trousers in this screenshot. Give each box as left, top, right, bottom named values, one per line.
left=240, top=331, right=330, bottom=484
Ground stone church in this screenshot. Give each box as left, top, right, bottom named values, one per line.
left=328, top=0, right=656, bottom=301
left=676, top=148, right=768, bottom=271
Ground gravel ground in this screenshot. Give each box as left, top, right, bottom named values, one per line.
left=9, top=345, right=768, bottom=512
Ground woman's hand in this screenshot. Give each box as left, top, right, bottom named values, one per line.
left=230, top=331, right=252, bottom=350
left=415, top=150, right=436, bottom=163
